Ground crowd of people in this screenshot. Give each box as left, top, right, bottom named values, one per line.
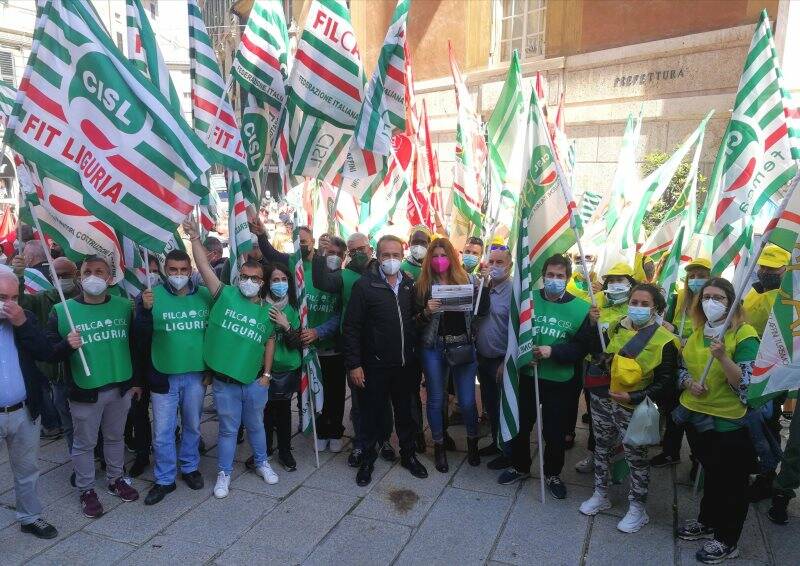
left=1, top=214, right=798, bottom=565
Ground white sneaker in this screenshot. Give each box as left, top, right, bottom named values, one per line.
left=315, top=438, right=329, bottom=452
left=256, top=462, right=279, bottom=485
left=579, top=490, right=612, bottom=516
left=617, top=501, right=649, bottom=533
left=328, top=438, right=344, bottom=453
left=575, top=455, right=595, bottom=474
left=213, top=471, right=231, bottom=499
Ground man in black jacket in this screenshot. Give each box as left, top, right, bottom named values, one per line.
left=0, top=269, right=75, bottom=539
left=343, top=235, right=428, bottom=486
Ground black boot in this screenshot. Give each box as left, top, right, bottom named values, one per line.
left=749, top=471, right=776, bottom=502
left=467, top=437, right=480, bottom=467
left=768, top=494, right=789, bottom=525
left=434, top=442, right=448, bottom=473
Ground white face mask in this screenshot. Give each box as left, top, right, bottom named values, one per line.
left=168, top=275, right=189, bottom=290
left=381, top=258, right=401, bottom=276
left=702, top=298, right=727, bottom=324
left=605, top=282, right=631, bottom=304
left=81, top=275, right=108, bottom=296
left=238, top=278, right=262, bottom=298
left=409, top=245, right=427, bottom=261
left=326, top=255, right=342, bottom=271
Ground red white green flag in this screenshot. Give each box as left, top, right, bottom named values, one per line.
left=0, top=83, right=14, bottom=127
left=23, top=268, right=54, bottom=294
left=287, top=0, right=364, bottom=182
left=5, top=0, right=212, bottom=253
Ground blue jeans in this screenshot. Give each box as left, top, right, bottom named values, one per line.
left=213, top=378, right=269, bottom=474
left=420, top=341, right=479, bottom=442
left=151, top=372, right=205, bottom=485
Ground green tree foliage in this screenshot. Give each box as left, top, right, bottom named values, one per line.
left=640, top=152, right=708, bottom=235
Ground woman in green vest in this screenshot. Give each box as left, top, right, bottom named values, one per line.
left=256, top=263, right=303, bottom=473
left=674, top=277, right=758, bottom=564
left=579, top=283, right=679, bottom=534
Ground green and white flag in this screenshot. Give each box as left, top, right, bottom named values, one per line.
left=487, top=50, right=527, bottom=234
left=0, top=82, right=14, bottom=127
left=287, top=0, right=364, bottom=182
left=5, top=0, right=213, bottom=253
left=605, top=112, right=642, bottom=236
left=188, top=0, right=248, bottom=173
left=23, top=268, right=54, bottom=294
left=578, top=190, right=602, bottom=225
left=500, top=89, right=577, bottom=442
left=710, top=10, right=798, bottom=275
left=354, top=0, right=408, bottom=155
left=641, top=111, right=712, bottom=262
left=125, top=0, right=180, bottom=110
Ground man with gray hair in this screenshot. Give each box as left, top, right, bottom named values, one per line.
left=22, top=240, right=50, bottom=281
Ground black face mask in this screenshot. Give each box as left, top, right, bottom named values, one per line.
left=758, top=271, right=783, bottom=291
left=300, top=245, right=312, bottom=259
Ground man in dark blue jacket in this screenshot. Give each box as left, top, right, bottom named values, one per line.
left=0, top=269, right=76, bottom=539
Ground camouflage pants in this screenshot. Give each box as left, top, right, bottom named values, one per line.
left=590, top=393, right=650, bottom=503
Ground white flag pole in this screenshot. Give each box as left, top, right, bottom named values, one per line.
left=143, top=248, right=152, bottom=290
left=533, top=363, right=546, bottom=504
left=24, top=197, right=91, bottom=376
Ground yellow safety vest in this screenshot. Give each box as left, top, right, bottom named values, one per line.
left=566, top=274, right=605, bottom=307
left=671, top=288, right=699, bottom=340
left=607, top=323, right=679, bottom=409
left=599, top=302, right=627, bottom=333
left=743, top=288, right=778, bottom=337
left=679, top=324, right=759, bottom=420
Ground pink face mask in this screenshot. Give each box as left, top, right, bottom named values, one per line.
left=431, top=256, right=450, bottom=274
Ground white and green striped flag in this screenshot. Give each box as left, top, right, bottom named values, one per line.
left=578, top=190, right=602, bottom=225
left=487, top=50, right=526, bottom=234
left=710, top=10, right=798, bottom=275
left=125, top=0, right=179, bottom=110
left=23, top=268, right=54, bottom=294
left=287, top=0, right=364, bottom=182
left=500, top=89, right=577, bottom=442
left=188, top=0, right=248, bottom=174
left=0, top=82, right=14, bottom=127
left=604, top=112, right=642, bottom=237
left=5, top=0, right=212, bottom=253
left=354, top=0, right=408, bottom=155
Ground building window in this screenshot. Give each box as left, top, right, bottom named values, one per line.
left=116, top=32, right=123, bottom=51
left=495, top=0, right=546, bottom=63
left=0, top=50, right=14, bottom=86
left=149, top=1, right=157, bottom=19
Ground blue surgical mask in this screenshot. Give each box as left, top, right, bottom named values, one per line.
left=490, top=266, right=506, bottom=280
left=627, top=305, right=653, bottom=326
left=462, top=253, right=479, bottom=270
left=687, top=278, right=707, bottom=294
left=270, top=281, right=289, bottom=298
left=543, top=277, right=566, bottom=296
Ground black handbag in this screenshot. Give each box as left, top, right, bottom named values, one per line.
left=269, top=370, right=300, bottom=400
left=444, top=339, right=476, bottom=367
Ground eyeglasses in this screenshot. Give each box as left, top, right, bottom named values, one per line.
left=702, top=294, right=727, bottom=303
left=240, top=275, right=263, bottom=284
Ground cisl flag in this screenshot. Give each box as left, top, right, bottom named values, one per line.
left=5, top=0, right=212, bottom=253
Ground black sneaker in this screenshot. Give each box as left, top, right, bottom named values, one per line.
left=356, top=462, right=374, bottom=486
left=649, top=453, right=681, bottom=467
left=401, top=455, right=428, bottom=479
left=487, top=455, right=512, bottom=470
left=348, top=449, right=364, bottom=468
left=181, top=470, right=204, bottom=490
left=696, top=539, right=739, bottom=564
left=676, top=520, right=714, bottom=541
left=279, top=450, right=297, bottom=472
left=380, top=441, right=396, bottom=462
left=20, top=519, right=58, bottom=539
left=498, top=469, right=530, bottom=485
left=768, top=494, right=790, bottom=525
left=144, top=483, right=176, bottom=506
left=546, top=475, right=567, bottom=499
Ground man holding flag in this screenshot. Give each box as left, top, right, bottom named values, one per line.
left=742, top=244, right=790, bottom=336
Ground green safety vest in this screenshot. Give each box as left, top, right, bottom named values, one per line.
left=340, top=268, right=361, bottom=330
left=151, top=285, right=212, bottom=375
left=55, top=296, right=132, bottom=390
left=271, top=303, right=302, bottom=373
left=302, top=259, right=341, bottom=350
left=526, top=293, right=589, bottom=382
left=204, top=285, right=270, bottom=384
left=401, top=259, right=422, bottom=280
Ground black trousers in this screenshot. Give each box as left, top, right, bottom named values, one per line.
left=264, top=398, right=292, bottom=453
left=685, top=425, right=756, bottom=547
left=358, top=363, right=417, bottom=461
left=565, top=360, right=586, bottom=437
left=660, top=388, right=684, bottom=459
left=477, top=355, right=503, bottom=446
left=124, top=389, right=151, bottom=459
left=317, top=354, right=346, bottom=439
left=510, top=372, right=575, bottom=476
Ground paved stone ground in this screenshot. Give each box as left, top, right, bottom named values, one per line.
left=1, top=393, right=797, bottom=566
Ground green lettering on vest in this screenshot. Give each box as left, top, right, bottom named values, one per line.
left=151, top=285, right=211, bottom=374
left=55, top=296, right=132, bottom=389
left=204, top=285, right=270, bottom=384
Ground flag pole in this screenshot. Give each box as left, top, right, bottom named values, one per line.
left=24, top=196, right=91, bottom=376
left=143, top=248, right=152, bottom=290
left=204, top=75, right=234, bottom=146
left=533, top=363, right=546, bottom=503
left=698, top=173, right=800, bottom=386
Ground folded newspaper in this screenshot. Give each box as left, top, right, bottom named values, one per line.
left=431, top=284, right=474, bottom=312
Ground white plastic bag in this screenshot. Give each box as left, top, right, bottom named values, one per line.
left=623, top=396, right=661, bottom=447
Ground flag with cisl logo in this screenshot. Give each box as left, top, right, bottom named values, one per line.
left=4, top=0, right=212, bottom=254
left=287, top=0, right=364, bottom=182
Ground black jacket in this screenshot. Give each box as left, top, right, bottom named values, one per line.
left=7, top=311, right=72, bottom=420
left=342, top=262, right=416, bottom=370
left=46, top=296, right=142, bottom=403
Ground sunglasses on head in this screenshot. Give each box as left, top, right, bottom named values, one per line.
left=490, top=244, right=509, bottom=251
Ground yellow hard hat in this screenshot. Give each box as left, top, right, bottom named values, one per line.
left=491, top=235, right=506, bottom=247
left=685, top=257, right=711, bottom=271
left=604, top=262, right=634, bottom=278
left=758, top=244, right=790, bottom=268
